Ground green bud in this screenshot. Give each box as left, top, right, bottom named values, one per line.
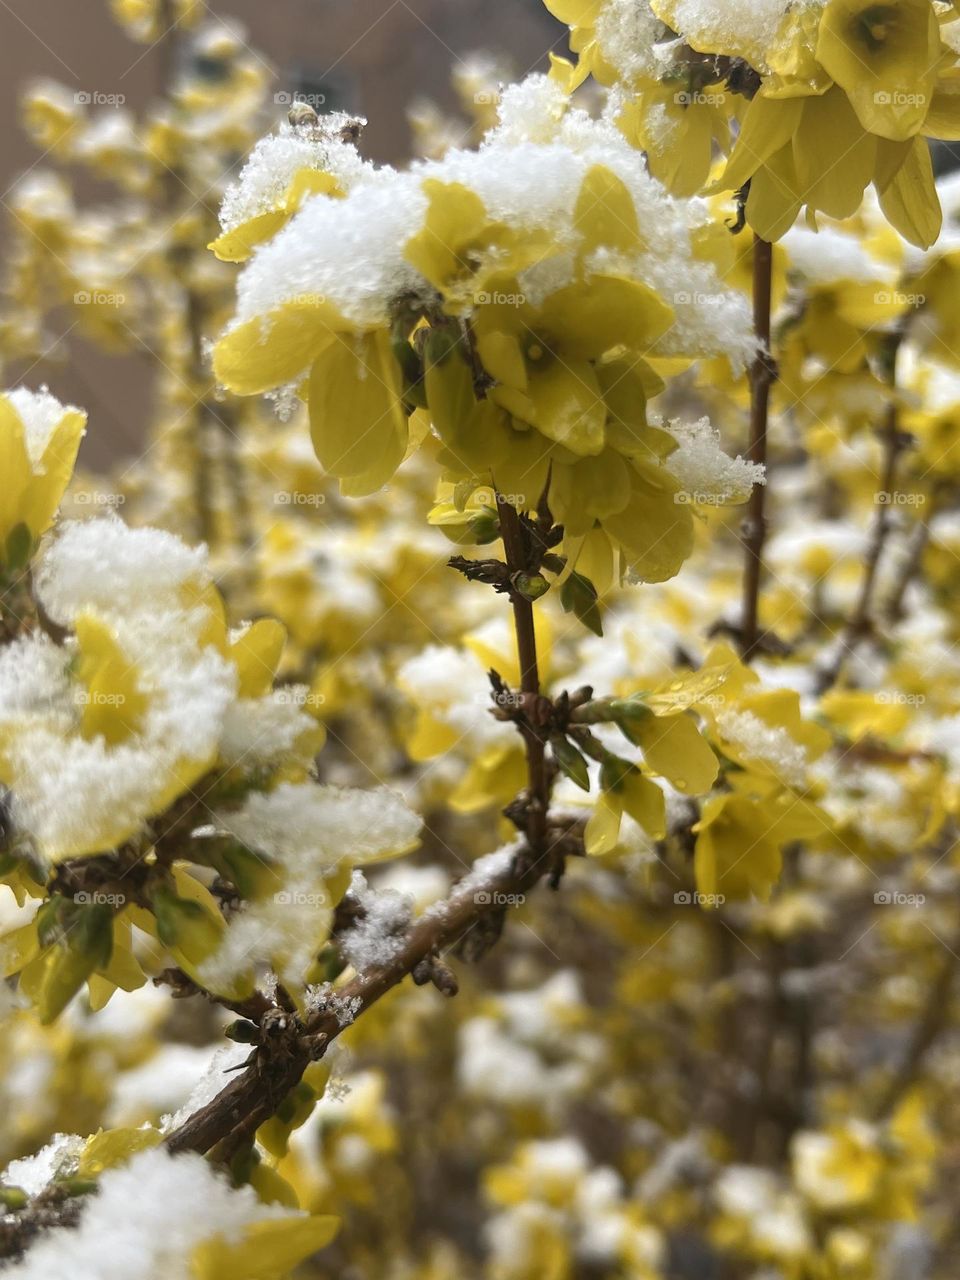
left=600, top=756, right=634, bottom=795
left=0, top=1186, right=27, bottom=1210
left=225, top=1018, right=259, bottom=1044
left=515, top=572, right=550, bottom=601
left=609, top=698, right=655, bottom=747
left=560, top=572, right=602, bottom=636
left=57, top=1178, right=99, bottom=1198
left=37, top=902, right=114, bottom=1024
left=3, top=523, right=34, bottom=573
left=151, top=885, right=223, bottom=966
left=421, top=323, right=462, bottom=370
left=550, top=735, right=590, bottom=791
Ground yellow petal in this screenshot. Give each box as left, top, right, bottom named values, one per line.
left=526, top=358, right=606, bottom=456
left=584, top=793, right=623, bottom=855
left=308, top=330, right=408, bottom=491
left=637, top=712, right=718, bottom=794
left=574, top=164, right=642, bottom=255
left=214, top=300, right=349, bottom=396
left=816, top=0, right=939, bottom=142
left=876, top=136, right=941, bottom=248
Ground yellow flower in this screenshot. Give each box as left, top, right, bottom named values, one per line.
left=815, top=0, right=941, bottom=141
left=0, top=389, right=86, bottom=568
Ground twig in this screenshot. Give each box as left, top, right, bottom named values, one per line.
left=165, top=843, right=557, bottom=1157
left=873, top=925, right=960, bottom=1120
left=816, top=327, right=908, bottom=692
left=740, top=235, right=775, bottom=661
left=166, top=484, right=563, bottom=1160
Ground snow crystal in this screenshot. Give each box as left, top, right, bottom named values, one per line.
left=593, top=0, right=673, bottom=85
left=200, top=785, right=419, bottom=988
left=716, top=708, right=808, bottom=787
left=664, top=416, right=765, bottom=503
left=5, top=387, right=84, bottom=469
left=219, top=119, right=371, bottom=233
left=2, top=1134, right=84, bottom=1197
left=225, top=74, right=756, bottom=374
left=664, top=0, right=796, bottom=66
left=397, top=644, right=517, bottom=753
left=217, top=688, right=318, bottom=769
left=338, top=870, right=413, bottom=972
left=2, top=1147, right=299, bottom=1280
left=161, top=1042, right=250, bottom=1134
left=782, top=225, right=891, bottom=288
left=304, top=982, right=362, bottom=1026
left=0, top=518, right=237, bottom=862
left=34, top=516, right=208, bottom=626
left=197, top=889, right=330, bottom=994
left=213, top=782, right=421, bottom=872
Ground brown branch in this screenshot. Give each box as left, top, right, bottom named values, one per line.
left=740, top=235, right=775, bottom=661
left=166, top=486, right=563, bottom=1161
left=873, top=923, right=960, bottom=1120
left=165, top=841, right=556, bottom=1158
left=816, top=327, right=908, bottom=693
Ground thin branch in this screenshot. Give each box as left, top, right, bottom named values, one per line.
left=164, top=841, right=558, bottom=1157
left=740, top=235, right=775, bottom=661
left=816, top=326, right=908, bottom=692
left=873, top=925, right=960, bottom=1120
left=166, top=487, right=564, bottom=1160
